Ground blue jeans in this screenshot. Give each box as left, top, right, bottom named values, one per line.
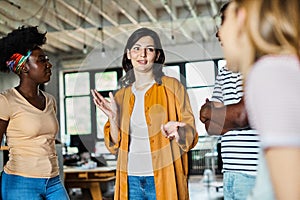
left=223, top=171, right=256, bottom=200
left=1, top=171, right=69, bottom=200
left=128, top=176, right=156, bottom=200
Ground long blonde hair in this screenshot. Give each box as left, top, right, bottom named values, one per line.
left=235, top=0, right=300, bottom=60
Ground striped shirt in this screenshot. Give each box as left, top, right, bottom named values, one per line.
left=211, top=67, right=259, bottom=175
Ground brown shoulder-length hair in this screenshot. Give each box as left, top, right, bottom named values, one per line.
left=119, top=28, right=165, bottom=87
left=235, top=0, right=300, bottom=60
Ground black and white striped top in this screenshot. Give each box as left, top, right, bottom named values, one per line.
left=211, top=67, right=259, bottom=175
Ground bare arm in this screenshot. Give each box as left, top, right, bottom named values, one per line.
left=0, top=119, right=8, bottom=145
left=265, top=147, right=300, bottom=200
left=199, top=97, right=249, bottom=135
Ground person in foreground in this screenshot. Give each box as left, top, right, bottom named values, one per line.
left=200, top=3, right=259, bottom=199
left=218, top=0, right=300, bottom=199
left=0, top=26, right=69, bottom=200
left=91, top=27, right=198, bottom=200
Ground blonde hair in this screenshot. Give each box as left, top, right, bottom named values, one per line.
left=235, top=0, right=300, bottom=60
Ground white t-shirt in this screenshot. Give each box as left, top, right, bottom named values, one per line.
left=245, top=55, right=300, bottom=148
left=127, top=82, right=155, bottom=176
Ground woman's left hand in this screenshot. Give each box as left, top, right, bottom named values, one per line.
left=161, top=121, right=186, bottom=142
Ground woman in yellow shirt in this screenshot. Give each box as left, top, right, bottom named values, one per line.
left=91, top=28, right=198, bottom=200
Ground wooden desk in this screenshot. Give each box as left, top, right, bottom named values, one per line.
left=64, top=166, right=116, bottom=200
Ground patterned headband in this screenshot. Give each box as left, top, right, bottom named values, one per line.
left=6, top=50, right=32, bottom=74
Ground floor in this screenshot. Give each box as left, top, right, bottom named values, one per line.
left=189, top=175, right=224, bottom=200
left=68, top=174, right=224, bottom=200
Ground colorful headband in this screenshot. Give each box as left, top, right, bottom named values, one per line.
left=6, top=50, right=32, bottom=74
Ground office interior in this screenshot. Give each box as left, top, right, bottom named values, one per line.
left=0, top=0, right=228, bottom=199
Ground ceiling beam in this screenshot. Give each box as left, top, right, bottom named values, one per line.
left=5, top=0, right=102, bottom=52
left=0, top=0, right=85, bottom=52
left=89, top=0, right=119, bottom=27
left=43, top=44, right=60, bottom=54
left=90, top=0, right=131, bottom=48
left=160, top=0, right=192, bottom=41
left=111, top=0, right=139, bottom=25
left=0, top=1, right=72, bottom=53
left=183, top=0, right=209, bottom=40
left=0, top=23, right=13, bottom=36
left=35, top=0, right=106, bottom=48
left=134, top=0, right=175, bottom=42
left=134, top=0, right=157, bottom=22
left=58, top=0, right=125, bottom=47
left=0, top=0, right=223, bottom=57
left=208, top=0, right=219, bottom=17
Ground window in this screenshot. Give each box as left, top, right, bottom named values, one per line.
left=62, top=68, right=122, bottom=153
left=95, top=71, right=119, bottom=139
left=65, top=96, right=91, bottom=135
left=162, top=65, right=180, bottom=81
left=186, top=61, right=215, bottom=87
left=64, top=72, right=91, bottom=135
left=95, top=71, right=118, bottom=91
left=185, top=61, right=216, bottom=135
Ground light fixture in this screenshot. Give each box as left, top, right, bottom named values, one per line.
left=83, top=44, right=88, bottom=54
left=101, top=46, right=106, bottom=57
left=170, top=1, right=175, bottom=41
left=101, top=30, right=106, bottom=57
left=8, top=1, right=21, bottom=9
left=82, top=28, right=87, bottom=54
left=100, top=0, right=106, bottom=57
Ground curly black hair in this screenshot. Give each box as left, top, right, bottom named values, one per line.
left=0, top=26, right=46, bottom=73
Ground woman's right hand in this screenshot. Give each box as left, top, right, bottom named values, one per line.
left=91, top=89, right=118, bottom=122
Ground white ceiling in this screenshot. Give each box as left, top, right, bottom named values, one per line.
left=0, top=0, right=225, bottom=59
